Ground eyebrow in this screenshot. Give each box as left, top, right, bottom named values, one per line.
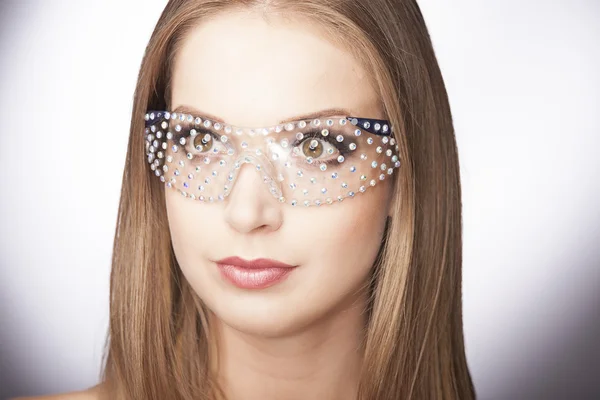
left=172, top=105, right=355, bottom=125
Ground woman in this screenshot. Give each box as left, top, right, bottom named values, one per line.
left=21, top=0, right=475, bottom=398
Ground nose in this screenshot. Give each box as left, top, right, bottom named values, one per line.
left=222, top=157, right=283, bottom=234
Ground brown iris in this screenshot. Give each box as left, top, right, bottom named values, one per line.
left=193, top=134, right=213, bottom=152
left=302, top=138, right=323, bottom=158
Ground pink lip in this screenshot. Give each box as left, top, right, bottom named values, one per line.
left=215, top=256, right=298, bottom=289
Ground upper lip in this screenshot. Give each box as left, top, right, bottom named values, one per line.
left=215, top=256, right=296, bottom=269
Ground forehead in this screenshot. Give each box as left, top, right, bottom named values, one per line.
left=170, top=10, right=381, bottom=127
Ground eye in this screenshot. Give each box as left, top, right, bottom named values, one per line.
left=192, top=132, right=214, bottom=152
left=301, top=138, right=325, bottom=158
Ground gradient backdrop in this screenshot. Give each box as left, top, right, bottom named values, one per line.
left=0, top=1, right=598, bottom=399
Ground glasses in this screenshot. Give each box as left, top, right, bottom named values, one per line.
left=144, top=110, right=400, bottom=207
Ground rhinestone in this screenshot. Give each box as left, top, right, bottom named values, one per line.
left=363, top=121, right=370, bottom=129
left=386, top=149, right=392, bottom=156
left=392, top=155, right=399, bottom=162
left=382, top=125, right=388, bottom=132
left=203, top=120, right=211, bottom=128
left=296, top=132, right=304, bottom=140
left=272, top=153, right=280, bottom=160
left=370, top=179, right=376, bottom=186
left=395, top=161, right=401, bottom=167
left=326, top=198, right=333, bottom=204
left=336, top=135, right=344, bottom=142
left=299, top=121, right=307, bottom=128
left=221, top=135, right=228, bottom=143
left=172, top=145, right=178, bottom=152
left=186, top=153, right=193, bottom=160
left=340, top=119, right=347, bottom=125
left=164, top=112, right=170, bottom=119
left=374, top=123, right=381, bottom=131
left=315, top=200, right=322, bottom=206
left=281, top=138, right=289, bottom=148
left=342, top=182, right=348, bottom=188
left=195, top=117, right=202, bottom=125
left=289, top=183, right=297, bottom=189
left=303, top=189, right=309, bottom=195
left=382, top=137, right=389, bottom=144
left=326, top=119, right=333, bottom=126
left=275, top=125, right=283, bottom=133
left=320, top=164, right=327, bottom=171
left=321, top=188, right=327, bottom=194
left=204, top=157, right=210, bottom=164
left=170, top=113, right=176, bottom=119
left=162, top=142, right=167, bottom=150
left=241, top=142, right=248, bottom=149
left=291, top=199, right=297, bottom=206
left=360, top=154, right=367, bottom=160
left=175, top=124, right=181, bottom=132
left=285, top=123, right=294, bottom=131
left=312, top=119, right=321, bottom=127
left=150, top=112, right=155, bottom=120
left=160, top=176, right=165, bottom=182
left=379, top=174, right=385, bottom=180
left=161, top=121, right=168, bottom=129
left=174, top=169, right=180, bottom=176
left=359, top=186, right=366, bottom=192
left=337, top=155, right=344, bottom=163
left=195, top=166, right=201, bottom=172
left=205, top=177, right=211, bottom=184
left=354, top=129, right=361, bottom=136
left=376, top=146, right=383, bottom=153
left=380, top=163, right=387, bottom=170
left=350, top=118, right=358, bottom=125
left=388, top=168, right=393, bottom=174
left=224, top=126, right=232, bottom=134
left=214, top=122, right=221, bottom=130
left=390, top=138, right=396, bottom=145
left=178, top=160, right=185, bottom=167
left=337, top=195, right=343, bottom=202
left=179, top=137, right=186, bottom=145
left=309, top=139, right=319, bottom=149
left=304, top=200, right=310, bottom=207
left=310, top=177, right=316, bottom=184
left=145, top=113, right=149, bottom=121
left=331, top=172, right=338, bottom=179
left=348, top=191, right=355, bottom=197
left=367, top=137, right=373, bottom=145
left=156, top=131, right=162, bottom=139
left=166, top=155, right=173, bottom=163
left=183, top=182, right=188, bottom=188
left=166, top=132, right=173, bottom=140
left=350, top=166, right=356, bottom=172
left=349, top=143, right=357, bottom=151
left=321, top=129, right=329, bottom=136
left=371, top=161, right=378, bottom=168
left=360, top=174, right=367, bottom=180
left=327, top=148, right=334, bottom=155
left=306, top=157, right=313, bottom=164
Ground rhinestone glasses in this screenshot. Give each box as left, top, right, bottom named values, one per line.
left=144, top=110, right=401, bottom=207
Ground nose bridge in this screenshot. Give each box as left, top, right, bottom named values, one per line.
left=226, top=149, right=283, bottom=200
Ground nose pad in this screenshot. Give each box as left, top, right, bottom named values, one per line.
left=223, top=151, right=284, bottom=201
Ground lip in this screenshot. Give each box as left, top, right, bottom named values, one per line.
left=215, top=256, right=296, bottom=269
left=215, top=256, right=298, bottom=289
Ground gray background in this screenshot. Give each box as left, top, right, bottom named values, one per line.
left=0, top=1, right=598, bottom=399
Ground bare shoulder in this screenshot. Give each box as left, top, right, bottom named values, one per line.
left=11, top=383, right=104, bottom=400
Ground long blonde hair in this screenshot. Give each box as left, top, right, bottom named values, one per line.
left=100, top=0, right=475, bottom=398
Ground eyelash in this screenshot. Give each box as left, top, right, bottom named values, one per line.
left=172, top=127, right=350, bottom=163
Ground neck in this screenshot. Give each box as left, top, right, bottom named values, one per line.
left=208, top=291, right=368, bottom=400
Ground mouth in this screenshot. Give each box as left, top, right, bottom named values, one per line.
left=214, top=256, right=298, bottom=289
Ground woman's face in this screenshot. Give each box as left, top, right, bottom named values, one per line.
left=165, top=10, right=394, bottom=336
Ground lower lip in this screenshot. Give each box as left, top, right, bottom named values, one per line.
left=216, top=263, right=296, bottom=289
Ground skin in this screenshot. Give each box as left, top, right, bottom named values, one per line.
left=29, top=8, right=395, bottom=400
left=165, top=10, right=394, bottom=400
